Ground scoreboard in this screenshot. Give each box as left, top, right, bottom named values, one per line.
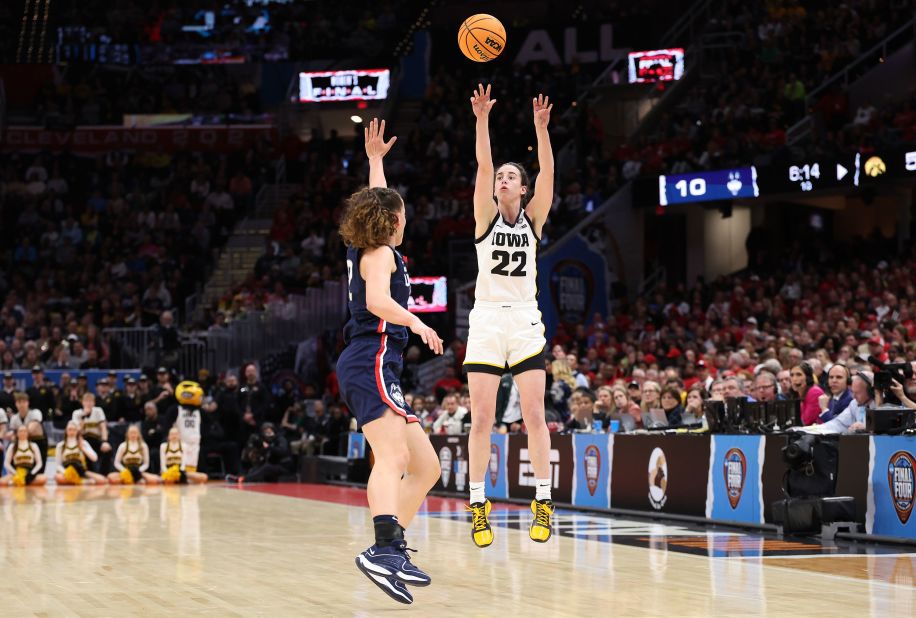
left=658, top=148, right=916, bottom=206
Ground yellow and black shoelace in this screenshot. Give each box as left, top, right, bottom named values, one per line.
left=533, top=501, right=553, bottom=528
left=467, top=504, right=489, bottom=532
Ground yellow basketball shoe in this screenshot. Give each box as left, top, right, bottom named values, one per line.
left=529, top=499, right=554, bottom=543
left=466, top=500, right=494, bottom=548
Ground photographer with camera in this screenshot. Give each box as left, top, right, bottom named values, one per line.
left=228, top=422, right=291, bottom=484
left=859, top=355, right=915, bottom=407
left=876, top=379, right=916, bottom=410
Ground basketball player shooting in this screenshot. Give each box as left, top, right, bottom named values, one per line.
left=464, top=84, right=555, bottom=547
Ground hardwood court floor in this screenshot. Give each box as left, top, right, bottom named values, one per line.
left=1, top=483, right=914, bottom=617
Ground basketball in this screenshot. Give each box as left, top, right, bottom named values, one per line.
left=458, top=14, right=506, bottom=62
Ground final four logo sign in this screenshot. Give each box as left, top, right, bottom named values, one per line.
left=489, top=443, right=500, bottom=487
left=887, top=451, right=915, bottom=525
left=584, top=444, right=601, bottom=497
left=723, top=448, right=747, bottom=510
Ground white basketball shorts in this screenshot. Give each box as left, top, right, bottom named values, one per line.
left=463, top=301, right=546, bottom=376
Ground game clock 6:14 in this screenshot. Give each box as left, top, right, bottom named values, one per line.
left=788, top=163, right=819, bottom=191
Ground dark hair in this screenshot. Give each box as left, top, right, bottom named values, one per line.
left=661, top=386, right=682, bottom=403
left=795, top=362, right=815, bottom=388
left=339, top=187, right=404, bottom=249
left=494, top=162, right=531, bottom=207
left=687, top=383, right=709, bottom=400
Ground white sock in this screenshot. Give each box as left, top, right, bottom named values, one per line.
left=469, top=481, right=486, bottom=505
left=535, top=479, right=552, bottom=501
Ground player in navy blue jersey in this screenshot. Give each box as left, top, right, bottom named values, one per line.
left=337, top=118, right=444, bottom=605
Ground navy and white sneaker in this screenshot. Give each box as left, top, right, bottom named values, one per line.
left=355, top=559, right=413, bottom=605
left=356, top=541, right=432, bottom=587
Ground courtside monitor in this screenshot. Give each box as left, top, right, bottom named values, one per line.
left=407, top=276, right=448, bottom=313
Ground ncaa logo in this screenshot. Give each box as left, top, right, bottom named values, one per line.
left=388, top=383, right=406, bottom=407
left=438, top=447, right=452, bottom=488
left=887, top=451, right=915, bottom=525
left=723, top=448, right=747, bottom=510
left=488, top=443, right=500, bottom=487
left=584, top=445, right=601, bottom=497
left=647, top=447, right=668, bottom=510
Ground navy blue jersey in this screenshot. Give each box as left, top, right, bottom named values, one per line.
left=344, top=245, right=411, bottom=346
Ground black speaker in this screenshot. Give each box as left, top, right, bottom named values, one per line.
left=866, top=405, right=916, bottom=435
left=772, top=496, right=856, bottom=533
left=703, top=400, right=726, bottom=432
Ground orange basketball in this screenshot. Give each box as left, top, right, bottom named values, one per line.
left=458, top=14, right=506, bottom=62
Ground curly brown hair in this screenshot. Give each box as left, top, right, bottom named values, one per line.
left=338, top=187, right=404, bottom=249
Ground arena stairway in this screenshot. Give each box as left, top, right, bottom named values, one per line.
left=197, top=182, right=300, bottom=314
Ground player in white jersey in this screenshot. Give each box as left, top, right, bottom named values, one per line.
left=174, top=381, right=203, bottom=473
left=464, top=84, right=555, bottom=547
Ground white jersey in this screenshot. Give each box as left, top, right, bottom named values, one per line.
left=474, top=209, right=540, bottom=304
left=176, top=406, right=201, bottom=443
left=8, top=409, right=42, bottom=432
left=72, top=406, right=106, bottom=439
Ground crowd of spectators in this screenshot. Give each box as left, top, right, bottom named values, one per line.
left=242, top=0, right=675, bottom=287
left=21, top=65, right=265, bottom=127
left=612, top=0, right=916, bottom=179
left=0, top=141, right=272, bottom=368
left=1, top=0, right=415, bottom=64
left=304, top=238, right=916, bottom=438
left=252, top=0, right=915, bottom=311
left=0, top=362, right=351, bottom=482
left=4, top=1, right=914, bottom=451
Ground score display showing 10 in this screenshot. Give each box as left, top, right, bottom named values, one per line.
left=789, top=163, right=820, bottom=191
left=674, top=177, right=707, bottom=198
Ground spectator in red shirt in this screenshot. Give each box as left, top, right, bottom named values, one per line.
left=433, top=366, right=464, bottom=400
left=790, top=362, right=826, bottom=425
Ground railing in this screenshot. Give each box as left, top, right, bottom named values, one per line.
left=639, top=266, right=668, bottom=297
left=105, top=327, right=156, bottom=369
left=417, top=355, right=450, bottom=394
left=660, top=0, right=720, bottom=48
left=0, top=78, right=6, bottom=136
left=183, top=293, right=199, bottom=323
left=787, top=17, right=915, bottom=145
left=105, top=278, right=348, bottom=375
left=255, top=182, right=299, bottom=217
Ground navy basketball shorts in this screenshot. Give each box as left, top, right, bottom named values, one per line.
left=337, top=334, right=418, bottom=428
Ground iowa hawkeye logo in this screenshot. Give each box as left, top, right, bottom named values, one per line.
left=887, top=451, right=915, bottom=525
left=723, top=448, right=747, bottom=510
